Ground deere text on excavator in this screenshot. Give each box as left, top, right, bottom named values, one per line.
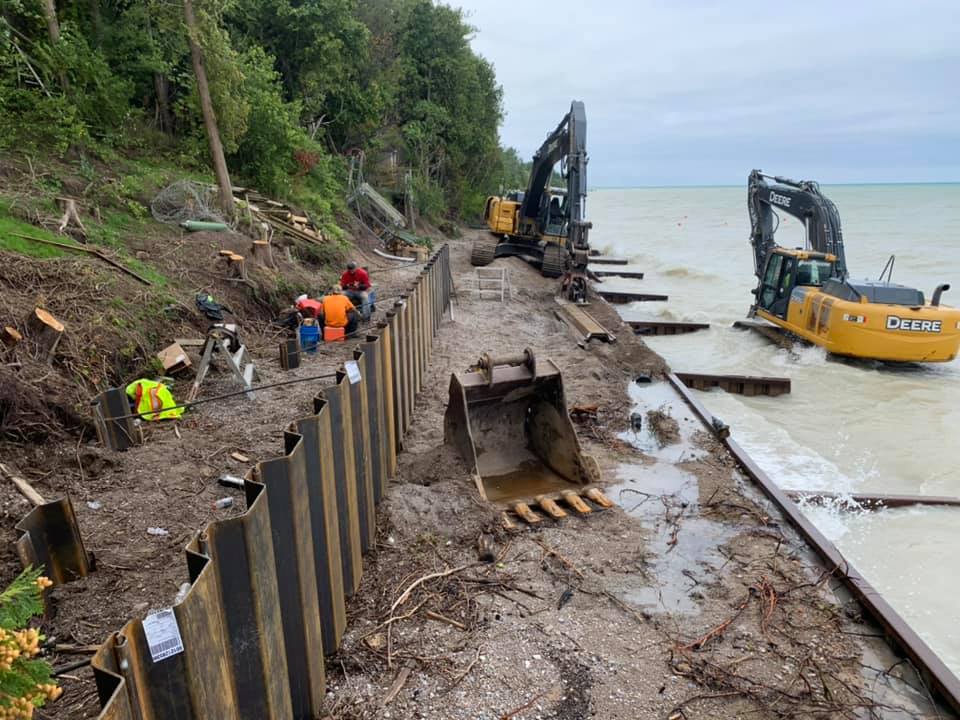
left=747, top=170, right=960, bottom=363
left=471, top=101, right=591, bottom=302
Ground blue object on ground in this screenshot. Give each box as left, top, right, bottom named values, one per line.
left=299, top=324, right=319, bottom=353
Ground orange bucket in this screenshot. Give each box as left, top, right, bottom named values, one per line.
left=323, top=325, right=346, bottom=342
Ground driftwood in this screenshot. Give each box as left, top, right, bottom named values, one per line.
left=26, top=308, right=64, bottom=363
left=56, top=197, right=87, bottom=237
left=0, top=462, right=46, bottom=506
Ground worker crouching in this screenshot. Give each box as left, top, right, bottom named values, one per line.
left=340, top=261, right=375, bottom=321
left=320, top=285, right=359, bottom=336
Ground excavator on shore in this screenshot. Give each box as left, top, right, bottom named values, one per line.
left=471, top=101, right=591, bottom=302
left=747, top=170, right=960, bottom=363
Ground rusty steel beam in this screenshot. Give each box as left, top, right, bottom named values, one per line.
left=676, top=372, right=791, bottom=397
left=630, top=321, right=709, bottom=336
left=786, top=490, right=960, bottom=509
left=598, top=290, right=668, bottom=304
left=667, top=372, right=960, bottom=715
left=591, top=269, right=644, bottom=279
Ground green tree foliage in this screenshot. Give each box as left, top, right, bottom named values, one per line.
left=0, top=0, right=513, bottom=220
left=0, top=568, right=59, bottom=719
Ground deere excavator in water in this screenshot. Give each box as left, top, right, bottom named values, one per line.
left=747, top=170, right=960, bottom=363
left=471, top=101, right=591, bottom=302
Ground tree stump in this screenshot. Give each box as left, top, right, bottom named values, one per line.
left=2, top=326, right=22, bottom=347
left=26, top=308, right=64, bottom=363
left=251, top=240, right=274, bottom=268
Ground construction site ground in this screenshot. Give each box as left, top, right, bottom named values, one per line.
left=0, top=214, right=949, bottom=718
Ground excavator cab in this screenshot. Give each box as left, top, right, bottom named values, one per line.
left=755, top=249, right=835, bottom=319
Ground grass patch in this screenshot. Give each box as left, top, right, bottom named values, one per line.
left=0, top=200, right=71, bottom=258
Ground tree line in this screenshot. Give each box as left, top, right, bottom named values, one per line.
left=0, top=0, right=530, bottom=219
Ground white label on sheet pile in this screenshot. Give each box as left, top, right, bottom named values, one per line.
left=345, top=360, right=362, bottom=385
left=143, top=608, right=185, bottom=662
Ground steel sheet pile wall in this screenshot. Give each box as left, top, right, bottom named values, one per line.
left=91, top=245, right=452, bottom=719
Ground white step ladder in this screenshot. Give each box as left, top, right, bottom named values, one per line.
left=476, top=267, right=510, bottom=302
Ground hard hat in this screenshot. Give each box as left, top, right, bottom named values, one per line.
left=347, top=261, right=357, bottom=270
left=295, top=294, right=308, bottom=304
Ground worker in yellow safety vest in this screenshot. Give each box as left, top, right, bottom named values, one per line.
left=125, top=379, right=184, bottom=421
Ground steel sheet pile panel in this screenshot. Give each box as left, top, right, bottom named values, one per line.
left=92, top=481, right=290, bottom=719
left=346, top=356, right=376, bottom=553
left=93, top=387, right=138, bottom=451
left=15, top=497, right=91, bottom=586
left=293, top=407, right=347, bottom=653
left=361, top=336, right=388, bottom=503
left=92, top=246, right=452, bottom=720
left=316, top=377, right=362, bottom=595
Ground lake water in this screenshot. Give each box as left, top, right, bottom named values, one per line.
left=590, top=184, right=960, bottom=674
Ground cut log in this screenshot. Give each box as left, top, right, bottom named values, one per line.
left=0, top=462, right=46, bottom=506
left=26, top=308, right=64, bottom=363
left=2, top=326, right=22, bottom=347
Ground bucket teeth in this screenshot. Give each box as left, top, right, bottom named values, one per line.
left=501, top=511, right=519, bottom=532
left=585, top=487, right=614, bottom=509
left=561, top=491, right=592, bottom=515
left=535, top=495, right=568, bottom=520
left=512, top=502, right=542, bottom=524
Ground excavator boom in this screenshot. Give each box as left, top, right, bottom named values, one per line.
left=748, top=170, right=847, bottom=278
left=474, top=101, right=591, bottom=300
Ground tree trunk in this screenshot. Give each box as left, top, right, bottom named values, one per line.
left=153, top=73, right=174, bottom=134
left=41, top=0, right=69, bottom=91
left=182, top=0, right=234, bottom=220
left=26, top=308, right=64, bottom=364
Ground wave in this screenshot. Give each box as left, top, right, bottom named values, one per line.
left=662, top=266, right=718, bottom=281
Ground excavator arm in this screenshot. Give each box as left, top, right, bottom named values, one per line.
left=520, top=101, right=591, bottom=273
left=748, top=170, right=847, bottom=278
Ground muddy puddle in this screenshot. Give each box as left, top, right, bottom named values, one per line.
left=607, top=461, right=734, bottom=615
left=619, top=381, right=708, bottom=463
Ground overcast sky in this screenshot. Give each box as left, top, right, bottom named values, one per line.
left=454, top=1, right=960, bottom=187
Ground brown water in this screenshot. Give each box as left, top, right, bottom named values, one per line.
left=480, top=459, right=576, bottom=503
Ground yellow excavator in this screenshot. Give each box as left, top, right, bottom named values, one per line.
left=747, top=170, right=960, bottom=363
left=472, top=101, right=591, bottom=302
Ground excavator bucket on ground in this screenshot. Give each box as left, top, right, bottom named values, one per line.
left=444, top=351, right=604, bottom=519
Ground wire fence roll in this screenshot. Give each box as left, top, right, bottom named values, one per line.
left=91, top=244, right=452, bottom=720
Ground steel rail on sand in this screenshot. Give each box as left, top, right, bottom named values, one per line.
left=667, top=372, right=960, bottom=714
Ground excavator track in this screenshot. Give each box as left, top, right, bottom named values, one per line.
left=540, top=243, right=565, bottom=278
left=470, top=237, right=498, bottom=266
